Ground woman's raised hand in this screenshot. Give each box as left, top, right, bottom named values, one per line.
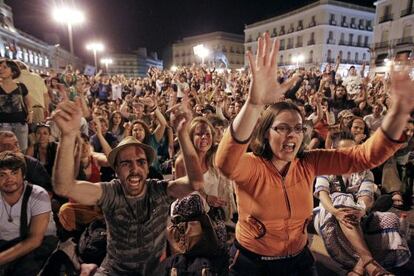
left=246, top=32, right=299, bottom=106
left=389, top=61, right=414, bottom=115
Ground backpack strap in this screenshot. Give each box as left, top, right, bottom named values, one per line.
left=20, top=184, right=33, bottom=239
left=336, top=175, right=347, bottom=193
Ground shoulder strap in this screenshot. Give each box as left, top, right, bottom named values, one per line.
left=20, top=184, right=33, bottom=239
left=336, top=175, right=347, bottom=193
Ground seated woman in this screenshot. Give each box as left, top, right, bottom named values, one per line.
left=26, top=124, right=58, bottom=176
left=175, top=117, right=237, bottom=223
left=313, top=132, right=411, bottom=276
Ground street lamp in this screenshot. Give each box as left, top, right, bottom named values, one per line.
left=291, top=54, right=305, bottom=68
left=193, top=44, right=210, bottom=65
left=101, top=58, right=113, bottom=73
left=52, top=6, right=84, bottom=57
left=86, top=42, right=104, bottom=69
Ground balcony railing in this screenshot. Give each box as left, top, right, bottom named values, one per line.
left=326, top=57, right=335, bottom=63
left=329, top=20, right=337, bottom=26
left=327, top=39, right=336, bottom=44
left=288, top=28, right=294, bottom=33
left=286, top=44, right=294, bottom=49
left=308, top=21, right=316, bottom=28
left=296, top=42, right=303, bottom=47
left=401, top=8, right=414, bottom=17
left=341, top=22, right=348, bottom=27
left=339, top=40, right=347, bottom=45
left=395, top=36, right=414, bottom=45
left=279, top=45, right=286, bottom=50
left=307, top=39, right=315, bottom=45
left=379, top=14, right=393, bottom=23
left=350, top=23, right=357, bottom=29
left=374, top=41, right=389, bottom=48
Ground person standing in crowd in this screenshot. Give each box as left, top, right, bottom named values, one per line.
left=215, top=33, right=414, bottom=276
left=0, top=151, right=58, bottom=276
left=52, top=98, right=205, bottom=275
left=15, top=60, right=48, bottom=126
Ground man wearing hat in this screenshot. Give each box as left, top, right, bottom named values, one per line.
left=52, top=99, right=204, bottom=275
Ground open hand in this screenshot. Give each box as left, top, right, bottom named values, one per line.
left=246, top=33, right=299, bottom=106
left=389, top=61, right=414, bottom=114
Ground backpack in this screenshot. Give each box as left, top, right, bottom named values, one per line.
left=166, top=193, right=227, bottom=257
left=77, top=218, right=107, bottom=265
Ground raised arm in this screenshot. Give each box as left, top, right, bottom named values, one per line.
left=167, top=104, right=204, bottom=198
left=52, top=99, right=102, bottom=205
left=232, top=33, right=298, bottom=141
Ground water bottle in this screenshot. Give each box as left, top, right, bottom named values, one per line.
left=399, top=213, right=411, bottom=241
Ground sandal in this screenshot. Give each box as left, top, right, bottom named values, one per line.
left=363, top=259, right=394, bottom=276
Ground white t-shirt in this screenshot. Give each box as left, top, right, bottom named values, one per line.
left=176, top=81, right=189, bottom=98
left=0, top=183, right=56, bottom=241
left=111, top=83, right=122, bottom=101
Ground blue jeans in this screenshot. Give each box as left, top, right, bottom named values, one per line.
left=229, top=240, right=318, bottom=276
left=0, top=122, right=28, bottom=152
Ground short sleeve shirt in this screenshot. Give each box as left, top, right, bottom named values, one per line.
left=0, top=182, right=55, bottom=241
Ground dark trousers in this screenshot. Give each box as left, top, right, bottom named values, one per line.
left=229, top=241, right=318, bottom=276
left=0, top=236, right=58, bottom=276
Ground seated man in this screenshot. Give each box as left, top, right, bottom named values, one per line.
left=0, top=131, right=52, bottom=192
left=0, top=151, right=58, bottom=276
left=52, top=99, right=204, bottom=275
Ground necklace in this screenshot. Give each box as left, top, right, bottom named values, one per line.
left=1, top=194, right=13, bottom=223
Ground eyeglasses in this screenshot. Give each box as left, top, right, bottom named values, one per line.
left=270, top=124, right=306, bottom=135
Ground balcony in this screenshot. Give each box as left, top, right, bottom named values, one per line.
left=327, top=38, right=336, bottom=44
left=307, top=39, right=315, bottom=45
left=297, top=26, right=303, bottom=31
left=279, top=30, right=285, bottom=35
left=286, top=44, right=294, bottom=49
left=358, top=25, right=365, bottom=30
left=401, top=8, right=414, bottom=17
left=350, top=23, right=357, bottom=29
left=341, top=22, right=348, bottom=27
left=296, top=42, right=303, bottom=47
left=395, top=36, right=414, bottom=45
left=339, top=40, right=347, bottom=45
left=271, top=32, right=277, bottom=37
left=308, top=21, right=316, bottom=28
left=379, top=14, right=393, bottom=23
left=330, top=20, right=337, bottom=26
left=288, top=28, right=294, bottom=33
left=374, top=41, right=389, bottom=49
left=366, top=26, right=373, bottom=31
left=326, top=57, right=335, bottom=63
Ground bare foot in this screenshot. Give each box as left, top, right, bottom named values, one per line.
left=80, top=263, right=98, bottom=276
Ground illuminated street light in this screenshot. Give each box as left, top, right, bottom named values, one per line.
left=193, top=44, right=210, bottom=65
left=52, top=6, right=84, bottom=56
left=86, top=42, right=104, bottom=69
left=170, top=65, right=178, bottom=72
left=101, top=57, right=113, bottom=72
left=291, top=54, right=305, bottom=67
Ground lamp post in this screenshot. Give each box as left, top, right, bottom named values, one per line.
left=86, top=42, right=104, bottom=69
left=101, top=58, right=113, bottom=73
left=52, top=6, right=84, bottom=57
left=291, top=54, right=305, bottom=68
left=193, top=44, right=210, bottom=65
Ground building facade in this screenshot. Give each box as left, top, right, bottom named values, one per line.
left=0, top=0, right=82, bottom=74
left=172, top=32, right=244, bottom=69
left=372, top=0, right=414, bottom=73
left=244, top=0, right=375, bottom=75
left=107, top=48, right=163, bottom=78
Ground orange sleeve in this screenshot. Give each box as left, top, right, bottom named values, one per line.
left=215, top=128, right=259, bottom=186
left=306, top=128, right=404, bottom=176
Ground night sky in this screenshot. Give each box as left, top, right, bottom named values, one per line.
left=5, top=0, right=376, bottom=62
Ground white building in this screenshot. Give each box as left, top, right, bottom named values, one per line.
left=107, top=48, right=163, bottom=78
left=0, top=0, right=82, bottom=73
left=372, top=0, right=414, bottom=73
left=172, top=32, right=244, bottom=69
left=244, top=0, right=375, bottom=75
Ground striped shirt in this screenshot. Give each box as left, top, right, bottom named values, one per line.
left=97, top=178, right=173, bottom=275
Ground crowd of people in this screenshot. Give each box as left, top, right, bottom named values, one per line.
left=0, top=33, right=413, bottom=276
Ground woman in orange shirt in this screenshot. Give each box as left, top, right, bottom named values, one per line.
left=216, top=33, right=414, bottom=276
